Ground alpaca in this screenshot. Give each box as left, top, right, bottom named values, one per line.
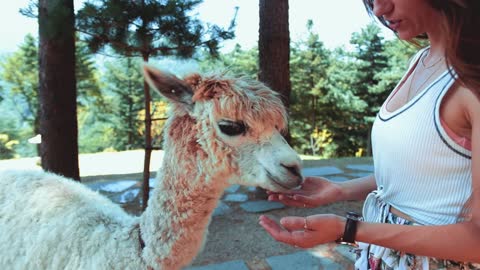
left=0, top=65, right=303, bottom=270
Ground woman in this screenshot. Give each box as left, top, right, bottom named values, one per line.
left=259, top=0, right=480, bottom=269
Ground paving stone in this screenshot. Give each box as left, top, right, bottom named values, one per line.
left=85, top=182, right=106, bottom=191
left=185, top=260, right=249, bottom=270
left=148, top=177, right=157, bottom=188
left=266, top=251, right=342, bottom=270
left=224, top=193, right=249, bottom=202
left=225, top=184, right=241, bottom=193
left=213, top=201, right=232, bottom=216
left=113, top=188, right=140, bottom=204
left=320, top=259, right=344, bottom=270
left=97, top=180, right=137, bottom=193
left=240, top=201, right=285, bottom=213
left=328, top=176, right=351, bottom=182
left=302, top=167, right=344, bottom=177
left=346, top=164, right=374, bottom=172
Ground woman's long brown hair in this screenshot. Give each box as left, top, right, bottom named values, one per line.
left=362, top=0, right=480, bottom=92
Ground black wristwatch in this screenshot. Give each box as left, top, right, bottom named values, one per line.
left=336, top=211, right=362, bottom=247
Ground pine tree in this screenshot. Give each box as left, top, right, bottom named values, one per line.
left=103, top=57, right=145, bottom=150
left=199, top=44, right=258, bottom=78
left=350, top=22, right=388, bottom=155
left=290, top=20, right=331, bottom=155
left=0, top=35, right=39, bottom=137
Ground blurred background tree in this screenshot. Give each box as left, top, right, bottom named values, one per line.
left=0, top=34, right=102, bottom=157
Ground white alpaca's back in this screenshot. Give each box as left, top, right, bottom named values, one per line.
left=0, top=170, right=145, bottom=269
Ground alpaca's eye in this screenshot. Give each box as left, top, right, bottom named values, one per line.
left=218, top=120, right=247, bottom=136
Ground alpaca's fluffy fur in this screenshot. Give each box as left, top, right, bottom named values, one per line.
left=0, top=170, right=144, bottom=269
left=0, top=67, right=302, bottom=270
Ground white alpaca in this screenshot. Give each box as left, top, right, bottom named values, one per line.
left=0, top=66, right=303, bottom=270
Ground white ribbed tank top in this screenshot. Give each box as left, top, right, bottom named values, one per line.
left=371, top=49, right=472, bottom=226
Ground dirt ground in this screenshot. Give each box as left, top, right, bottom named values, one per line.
left=190, top=199, right=364, bottom=267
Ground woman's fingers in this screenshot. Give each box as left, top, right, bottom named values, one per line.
left=260, top=214, right=343, bottom=249
left=280, top=216, right=309, bottom=231
left=259, top=215, right=309, bottom=247
left=268, top=193, right=315, bottom=208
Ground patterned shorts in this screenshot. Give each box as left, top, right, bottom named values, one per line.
left=354, top=212, right=480, bottom=270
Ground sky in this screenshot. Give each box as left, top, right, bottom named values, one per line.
left=0, top=0, right=394, bottom=55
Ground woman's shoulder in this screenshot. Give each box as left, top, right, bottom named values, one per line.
left=459, top=85, right=480, bottom=123
left=440, top=82, right=479, bottom=139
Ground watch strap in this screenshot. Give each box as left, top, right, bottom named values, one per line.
left=337, top=211, right=362, bottom=247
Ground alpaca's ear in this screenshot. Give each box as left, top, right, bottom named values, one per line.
left=143, top=64, right=194, bottom=108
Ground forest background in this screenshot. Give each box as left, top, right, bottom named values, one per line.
left=0, top=0, right=419, bottom=161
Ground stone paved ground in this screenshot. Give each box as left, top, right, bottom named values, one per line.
left=83, top=157, right=373, bottom=270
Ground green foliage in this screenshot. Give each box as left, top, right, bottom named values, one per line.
left=344, top=23, right=389, bottom=155
left=321, top=48, right=369, bottom=157
left=199, top=44, right=258, bottom=77
left=0, top=103, right=36, bottom=159
left=76, top=39, right=105, bottom=109
left=350, top=23, right=389, bottom=115
left=77, top=57, right=146, bottom=153
left=0, top=133, right=18, bottom=160
left=0, top=115, right=20, bottom=160
left=0, top=34, right=38, bottom=129
left=370, top=39, right=418, bottom=96
left=289, top=20, right=331, bottom=155
left=102, top=57, right=145, bottom=151
left=77, top=110, right=115, bottom=153
left=76, top=0, right=236, bottom=59
left=289, top=21, right=368, bottom=157
left=0, top=34, right=102, bottom=157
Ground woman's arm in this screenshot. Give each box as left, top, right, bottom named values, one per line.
left=356, top=212, right=480, bottom=262
left=261, top=198, right=480, bottom=262
left=266, top=174, right=376, bottom=208
left=337, top=174, right=377, bottom=201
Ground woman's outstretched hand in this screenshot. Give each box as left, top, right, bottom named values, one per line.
left=267, top=176, right=344, bottom=208
left=259, top=214, right=345, bottom=249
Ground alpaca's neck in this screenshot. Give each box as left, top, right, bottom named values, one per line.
left=139, top=115, right=231, bottom=270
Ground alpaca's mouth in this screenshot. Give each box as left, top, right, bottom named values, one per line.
left=266, top=171, right=296, bottom=190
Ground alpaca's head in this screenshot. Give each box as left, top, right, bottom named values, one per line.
left=144, top=65, right=303, bottom=192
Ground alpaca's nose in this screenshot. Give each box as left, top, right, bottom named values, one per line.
left=281, top=163, right=303, bottom=184
left=281, top=163, right=301, bottom=177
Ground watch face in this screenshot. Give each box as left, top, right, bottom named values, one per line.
left=347, top=211, right=362, bottom=221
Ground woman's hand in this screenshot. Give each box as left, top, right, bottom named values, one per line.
left=259, top=214, right=345, bottom=249
left=267, top=176, right=344, bottom=208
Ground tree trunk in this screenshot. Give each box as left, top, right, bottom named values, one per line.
left=142, top=53, right=152, bottom=211
left=258, top=0, right=291, bottom=109
left=38, top=0, right=79, bottom=180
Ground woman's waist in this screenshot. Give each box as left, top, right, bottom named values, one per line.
left=389, top=206, right=416, bottom=223
left=362, top=189, right=465, bottom=225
